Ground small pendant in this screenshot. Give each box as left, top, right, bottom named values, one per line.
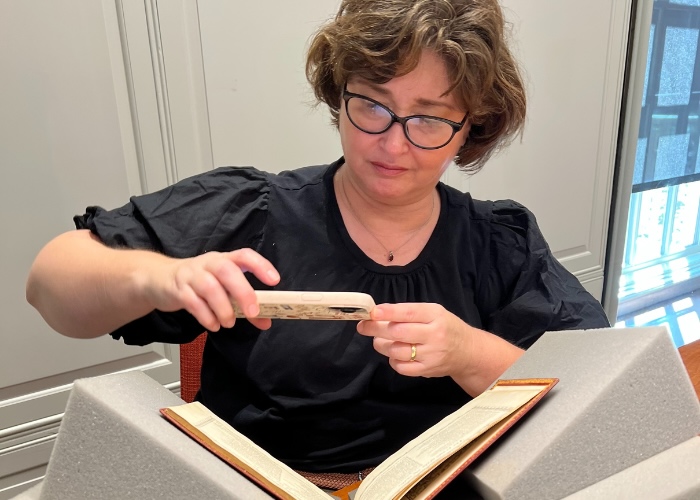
left=388, top=251, right=394, bottom=262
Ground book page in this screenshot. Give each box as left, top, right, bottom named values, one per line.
left=355, top=384, right=546, bottom=500
left=402, top=413, right=522, bottom=500
left=163, top=402, right=330, bottom=500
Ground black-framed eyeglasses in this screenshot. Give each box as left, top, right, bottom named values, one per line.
left=341, top=85, right=468, bottom=150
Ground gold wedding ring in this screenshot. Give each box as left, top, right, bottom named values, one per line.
left=410, top=344, right=417, bottom=362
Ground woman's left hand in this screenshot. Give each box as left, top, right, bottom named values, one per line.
left=357, top=302, right=472, bottom=378
left=357, top=302, right=524, bottom=396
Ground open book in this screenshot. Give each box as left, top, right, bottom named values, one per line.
left=161, top=378, right=557, bottom=500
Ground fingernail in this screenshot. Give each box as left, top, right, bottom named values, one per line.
left=268, top=269, right=280, bottom=281
left=247, top=304, right=259, bottom=317
left=371, top=307, right=383, bottom=320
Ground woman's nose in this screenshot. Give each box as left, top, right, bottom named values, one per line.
left=380, top=122, right=410, bottom=154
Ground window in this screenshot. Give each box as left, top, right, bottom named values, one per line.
left=617, top=0, right=700, bottom=347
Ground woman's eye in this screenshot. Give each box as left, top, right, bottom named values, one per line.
left=416, top=117, right=440, bottom=129
left=362, top=101, right=381, bottom=113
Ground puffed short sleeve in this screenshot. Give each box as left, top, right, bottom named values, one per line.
left=482, top=200, right=609, bottom=349
left=75, top=167, right=270, bottom=257
left=73, top=167, right=271, bottom=345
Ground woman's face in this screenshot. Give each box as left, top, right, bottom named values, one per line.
left=339, top=50, right=469, bottom=205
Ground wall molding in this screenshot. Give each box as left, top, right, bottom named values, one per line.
left=115, top=0, right=171, bottom=193
left=602, top=0, right=655, bottom=319
left=144, top=0, right=179, bottom=186
left=548, top=0, right=632, bottom=279
left=111, top=0, right=216, bottom=194
left=588, top=0, right=634, bottom=275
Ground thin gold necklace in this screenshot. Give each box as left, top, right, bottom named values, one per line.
left=340, top=173, right=435, bottom=262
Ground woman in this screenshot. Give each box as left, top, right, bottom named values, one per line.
left=26, top=0, right=608, bottom=492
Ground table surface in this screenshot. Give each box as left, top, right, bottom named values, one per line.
left=679, top=339, right=700, bottom=400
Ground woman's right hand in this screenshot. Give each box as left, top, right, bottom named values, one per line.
left=146, top=248, right=281, bottom=332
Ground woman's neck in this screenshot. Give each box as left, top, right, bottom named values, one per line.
left=336, top=166, right=436, bottom=228
left=335, top=166, right=439, bottom=264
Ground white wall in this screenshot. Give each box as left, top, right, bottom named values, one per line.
left=198, top=0, right=343, bottom=169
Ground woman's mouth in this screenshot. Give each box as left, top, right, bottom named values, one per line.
left=371, top=161, right=406, bottom=175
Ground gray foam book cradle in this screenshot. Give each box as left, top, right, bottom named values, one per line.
left=32, top=371, right=274, bottom=500
left=15, top=325, right=700, bottom=500
left=465, top=326, right=700, bottom=499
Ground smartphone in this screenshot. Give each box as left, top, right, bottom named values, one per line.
left=232, top=290, right=375, bottom=320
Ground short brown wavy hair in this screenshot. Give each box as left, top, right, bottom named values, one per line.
left=306, top=0, right=526, bottom=173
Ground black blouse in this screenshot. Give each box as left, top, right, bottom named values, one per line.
left=75, top=158, right=609, bottom=472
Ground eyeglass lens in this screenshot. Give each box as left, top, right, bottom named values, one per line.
left=345, top=96, right=457, bottom=149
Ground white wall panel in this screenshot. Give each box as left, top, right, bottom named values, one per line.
left=197, top=0, right=343, bottom=171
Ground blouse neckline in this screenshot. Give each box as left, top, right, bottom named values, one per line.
left=324, top=158, right=449, bottom=275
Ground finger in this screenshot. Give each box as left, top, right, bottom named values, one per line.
left=388, top=358, right=426, bottom=377
left=361, top=319, right=432, bottom=345
left=229, top=248, right=281, bottom=286
left=356, top=319, right=390, bottom=337
left=370, top=302, right=439, bottom=324
left=373, top=338, right=418, bottom=362
left=180, top=285, right=221, bottom=332
left=248, top=317, right=273, bottom=330
left=371, top=336, right=392, bottom=357
left=205, top=259, right=260, bottom=319
left=189, top=272, right=237, bottom=329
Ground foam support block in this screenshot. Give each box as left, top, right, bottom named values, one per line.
left=563, top=436, right=700, bottom=500
left=38, top=371, right=273, bottom=500
left=465, top=326, right=700, bottom=500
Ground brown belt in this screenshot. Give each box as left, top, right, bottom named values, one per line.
left=295, top=467, right=374, bottom=490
